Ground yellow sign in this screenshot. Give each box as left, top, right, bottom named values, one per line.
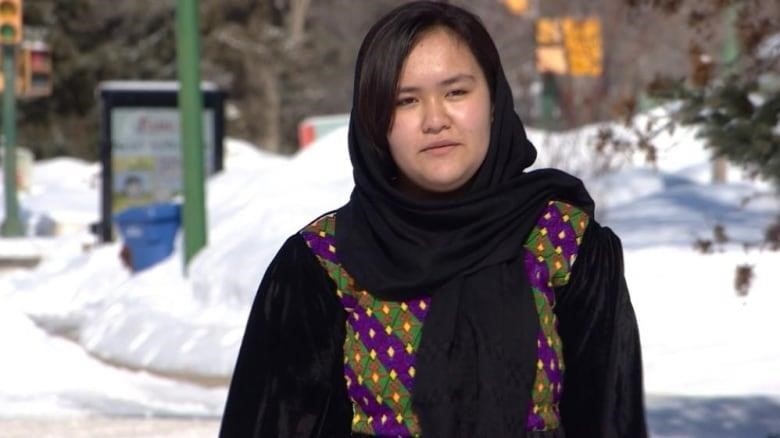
left=534, top=17, right=603, bottom=77
left=536, top=18, right=563, bottom=45
left=536, top=46, right=568, bottom=75
left=535, top=19, right=567, bottom=74
left=562, top=17, right=603, bottom=77
left=503, top=0, right=530, bottom=16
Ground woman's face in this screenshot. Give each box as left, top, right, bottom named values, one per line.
left=387, top=27, right=491, bottom=198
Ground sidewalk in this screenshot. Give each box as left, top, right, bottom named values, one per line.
left=0, top=417, right=220, bottom=438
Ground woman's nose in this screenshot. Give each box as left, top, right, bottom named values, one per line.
left=422, top=99, right=451, bottom=133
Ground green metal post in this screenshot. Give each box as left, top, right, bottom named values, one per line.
left=1, top=44, right=22, bottom=236
left=176, top=0, right=207, bottom=270
left=541, top=73, right=558, bottom=130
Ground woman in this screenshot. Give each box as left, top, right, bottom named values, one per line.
left=219, top=2, right=647, bottom=437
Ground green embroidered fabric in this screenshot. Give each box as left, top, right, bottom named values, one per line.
left=301, top=200, right=589, bottom=435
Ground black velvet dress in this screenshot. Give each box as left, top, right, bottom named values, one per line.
left=218, top=219, right=647, bottom=437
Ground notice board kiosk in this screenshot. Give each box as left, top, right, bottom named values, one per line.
left=98, top=81, right=226, bottom=242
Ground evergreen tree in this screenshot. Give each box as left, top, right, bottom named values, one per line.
left=638, top=0, right=780, bottom=188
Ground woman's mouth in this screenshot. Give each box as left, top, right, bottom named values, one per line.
left=421, top=140, right=460, bottom=154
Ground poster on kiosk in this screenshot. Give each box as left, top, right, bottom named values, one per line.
left=97, top=81, right=226, bottom=242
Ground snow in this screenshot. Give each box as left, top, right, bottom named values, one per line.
left=97, top=81, right=221, bottom=92
left=1, top=114, right=779, bottom=437
left=757, top=32, right=780, bottom=60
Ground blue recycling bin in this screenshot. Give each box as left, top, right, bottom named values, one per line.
left=113, top=202, right=181, bottom=272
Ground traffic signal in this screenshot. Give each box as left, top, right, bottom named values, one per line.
left=20, top=42, right=51, bottom=97
left=0, top=0, right=22, bottom=45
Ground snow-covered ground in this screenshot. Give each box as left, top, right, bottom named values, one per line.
left=1, top=114, right=779, bottom=437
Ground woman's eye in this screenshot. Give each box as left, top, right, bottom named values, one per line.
left=396, top=97, right=416, bottom=107
left=447, top=89, right=468, bottom=98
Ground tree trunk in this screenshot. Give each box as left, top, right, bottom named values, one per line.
left=257, top=66, right=282, bottom=153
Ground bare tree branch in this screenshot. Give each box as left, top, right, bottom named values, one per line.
left=286, top=0, right=311, bottom=48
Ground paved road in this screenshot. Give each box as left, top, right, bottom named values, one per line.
left=0, top=417, right=220, bottom=438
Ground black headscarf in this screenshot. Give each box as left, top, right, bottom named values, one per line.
left=334, top=15, right=594, bottom=438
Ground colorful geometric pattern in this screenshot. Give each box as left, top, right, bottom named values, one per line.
left=523, top=201, right=590, bottom=431
left=300, top=200, right=589, bottom=435
left=301, top=215, right=428, bottom=437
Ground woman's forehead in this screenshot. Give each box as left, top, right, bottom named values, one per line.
left=398, top=28, right=483, bottom=86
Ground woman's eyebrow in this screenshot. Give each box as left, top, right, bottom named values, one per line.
left=397, top=74, right=477, bottom=94
left=440, top=74, right=476, bottom=87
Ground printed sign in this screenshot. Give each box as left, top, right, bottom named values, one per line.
left=97, top=80, right=225, bottom=242
left=110, top=108, right=215, bottom=213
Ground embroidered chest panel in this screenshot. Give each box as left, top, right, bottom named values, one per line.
left=301, top=201, right=589, bottom=435
left=523, top=201, right=590, bottom=430
left=301, top=215, right=429, bottom=436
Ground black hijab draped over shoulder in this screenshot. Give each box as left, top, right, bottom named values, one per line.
left=334, top=2, right=593, bottom=436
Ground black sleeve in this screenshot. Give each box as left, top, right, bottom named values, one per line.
left=218, top=234, right=352, bottom=438
left=555, top=221, right=648, bottom=438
